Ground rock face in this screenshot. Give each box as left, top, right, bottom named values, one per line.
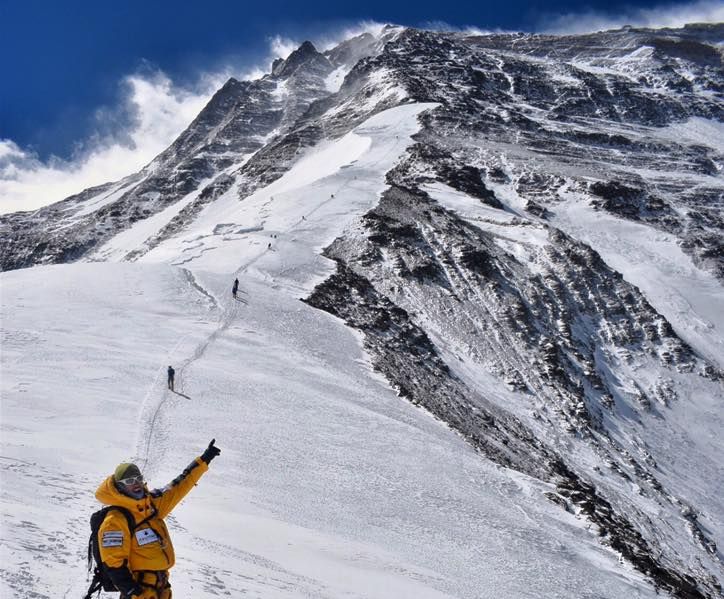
left=2, top=23, right=723, bottom=597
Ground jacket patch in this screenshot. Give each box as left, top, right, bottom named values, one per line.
left=135, top=527, right=160, bottom=546
left=102, top=531, right=124, bottom=547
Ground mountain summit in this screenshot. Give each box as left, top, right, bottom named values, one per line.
left=271, top=40, right=331, bottom=78
left=1, top=24, right=723, bottom=599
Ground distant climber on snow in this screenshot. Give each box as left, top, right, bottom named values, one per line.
left=167, top=366, right=175, bottom=391
left=89, top=440, right=221, bottom=599
left=232, top=278, right=239, bottom=299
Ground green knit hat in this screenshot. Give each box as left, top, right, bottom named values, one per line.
left=113, top=462, right=142, bottom=482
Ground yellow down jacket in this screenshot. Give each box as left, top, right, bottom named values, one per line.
left=95, top=457, right=209, bottom=572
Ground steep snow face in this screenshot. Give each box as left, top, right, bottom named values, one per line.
left=307, top=180, right=723, bottom=596
left=1, top=23, right=724, bottom=599
left=551, top=189, right=724, bottom=369
left=1, top=255, right=658, bottom=599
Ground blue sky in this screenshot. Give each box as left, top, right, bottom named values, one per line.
left=1, top=0, right=722, bottom=213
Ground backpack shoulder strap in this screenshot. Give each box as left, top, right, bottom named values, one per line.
left=109, top=504, right=158, bottom=532
left=106, top=506, right=137, bottom=532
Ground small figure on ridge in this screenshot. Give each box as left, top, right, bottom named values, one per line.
left=167, top=366, right=175, bottom=391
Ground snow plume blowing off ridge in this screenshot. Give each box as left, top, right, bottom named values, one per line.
left=541, top=0, right=724, bottom=33
left=0, top=72, right=220, bottom=215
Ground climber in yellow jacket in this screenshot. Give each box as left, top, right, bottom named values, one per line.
left=95, top=439, right=221, bottom=598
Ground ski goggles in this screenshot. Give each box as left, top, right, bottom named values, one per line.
left=118, top=475, right=144, bottom=486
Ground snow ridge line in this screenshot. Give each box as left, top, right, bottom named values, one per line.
left=182, top=267, right=219, bottom=310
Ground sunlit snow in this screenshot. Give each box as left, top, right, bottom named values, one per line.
left=0, top=104, right=664, bottom=598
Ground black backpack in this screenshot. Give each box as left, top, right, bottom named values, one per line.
left=84, top=506, right=137, bottom=599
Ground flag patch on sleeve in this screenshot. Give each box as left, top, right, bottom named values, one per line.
left=102, top=531, right=124, bottom=547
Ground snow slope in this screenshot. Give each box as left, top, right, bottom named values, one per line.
left=1, top=105, right=660, bottom=598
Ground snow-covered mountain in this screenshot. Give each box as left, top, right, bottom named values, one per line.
left=1, top=23, right=723, bottom=599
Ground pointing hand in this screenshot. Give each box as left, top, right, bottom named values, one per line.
left=201, top=438, right=221, bottom=465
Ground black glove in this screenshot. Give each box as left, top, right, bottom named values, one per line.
left=107, top=566, right=139, bottom=597
left=124, top=584, right=143, bottom=599
left=201, top=438, right=220, bottom=464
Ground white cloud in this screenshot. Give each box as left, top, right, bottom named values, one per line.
left=266, top=21, right=392, bottom=56
left=461, top=26, right=513, bottom=35
left=269, top=35, right=300, bottom=60
left=0, top=28, right=348, bottom=215
left=416, top=21, right=512, bottom=36
left=315, top=20, right=391, bottom=51
left=0, top=70, right=228, bottom=215
left=541, top=0, right=724, bottom=34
